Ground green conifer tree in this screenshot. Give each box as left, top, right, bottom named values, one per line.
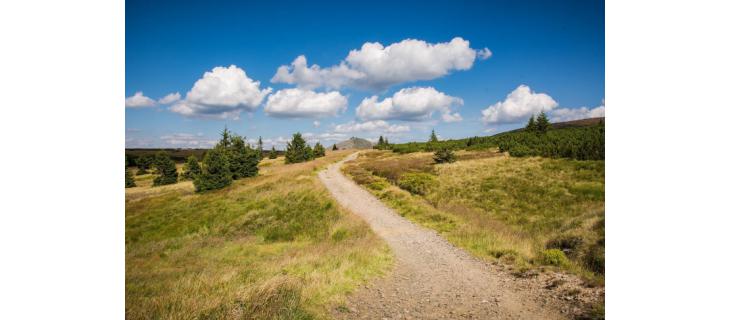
left=125, top=156, right=136, bottom=188
left=269, top=146, right=278, bottom=159
left=194, top=146, right=232, bottom=192
left=332, top=144, right=338, bottom=151
left=256, top=136, right=264, bottom=160
left=135, top=155, right=153, bottom=175
left=313, top=142, right=326, bottom=158
left=429, top=129, right=439, bottom=143
left=526, top=115, right=537, bottom=132
left=182, top=155, right=202, bottom=180
left=536, top=111, right=551, bottom=134
left=229, top=135, right=260, bottom=179
left=284, top=132, right=312, bottom=164
left=153, top=151, right=178, bottom=186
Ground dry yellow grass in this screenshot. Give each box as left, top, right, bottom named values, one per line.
left=344, top=150, right=604, bottom=281
left=126, top=150, right=393, bottom=319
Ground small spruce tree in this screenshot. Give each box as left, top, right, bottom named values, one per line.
left=285, top=132, right=312, bottom=164
left=313, top=142, right=326, bottom=158
left=536, top=111, right=551, bottom=134
left=125, top=156, right=136, bottom=188
left=332, top=144, right=338, bottom=151
left=220, top=126, right=232, bottom=149
left=194, top=146, right=232, bottom=192
left=525, top=115, right=537, bottom=132
left=153, top=152, right=178, bottom=186
left=136, top=155, right=153, bottom=175
left=256, top=136, right=264, bottom=160
left=269, top=146, right=278, bottom=159
left=182, top=155, right=202, bottom=180
left=229, top=135, right=260, bottom=179
left=429, top=129, right=439, bottom=143
left=433, top=148, right=456, bottom=164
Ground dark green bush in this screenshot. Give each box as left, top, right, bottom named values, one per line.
left=397, top=172, right=436, bottom=195
left=268, top=146, right=278, bottom=159
left=285, top=133, right=314, bottom=164
left=433, top=148, right=456, bottom=163
left=153, top=152, right=178, bottom=186
left=194, top=146, right=232, bottom=192
left=313, top=142, right=326, bottom=158
left=181, top=155, right=202, bottom=180
left=229, top=135, right=260, bottom=179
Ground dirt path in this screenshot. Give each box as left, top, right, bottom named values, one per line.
left=319, top=152, right=568, bottom=320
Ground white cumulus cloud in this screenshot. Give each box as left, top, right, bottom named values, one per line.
left=159, top=133, right=217, bottom=148
left=158, top=92, right=181, bottom=104
left=441, top=112, right=463, bottom=123
left=264, top=88, right=347, bottom=118
left=356, top=87, right=463, bottom=122
left=272, top=37, right=483, bottom=90
left=480, top=85, right=558, bottom=125
left=550, top=100, right=605, bottom=122
left=333, top=120, right=410, bottom=134
left=170, top=65, right=271, bottom=119
left=125, top=91, right=157, bottom=108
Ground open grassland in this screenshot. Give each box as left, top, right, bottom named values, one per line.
left=344, top=150, right=604, bottom=284
left=126, top=151, right=393, bottom=319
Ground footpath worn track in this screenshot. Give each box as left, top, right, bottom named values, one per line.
left=319, top=152, right=566, bottom=320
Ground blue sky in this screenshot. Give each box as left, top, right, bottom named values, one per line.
left=126, top=0, right=604, bottom=148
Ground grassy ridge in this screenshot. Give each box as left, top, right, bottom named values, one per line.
left=126, top=151, right=392, bottom=319
left=344, top=150, right=604, bottom=282
left=385, top=118, right=604, bottom=161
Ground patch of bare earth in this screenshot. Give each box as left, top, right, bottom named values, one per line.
left=319, top=153, right=602, bottom=319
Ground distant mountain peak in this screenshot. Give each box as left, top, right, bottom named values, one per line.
left=331, top=137, right=372, bottom=150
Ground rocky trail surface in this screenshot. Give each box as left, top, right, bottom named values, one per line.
left=319, top=152, right=600, bottom=319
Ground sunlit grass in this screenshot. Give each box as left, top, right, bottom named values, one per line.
left=344, top=150, right=604, bottom=282
left=126, top=151, right=393, bottom=319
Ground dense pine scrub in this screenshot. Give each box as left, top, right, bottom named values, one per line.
left=387, top=117, right=604, bottom=161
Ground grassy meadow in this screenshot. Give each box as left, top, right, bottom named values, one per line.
left=125, top=151, right=393, bottom=319
left=344, top=150, right=604, bottom=283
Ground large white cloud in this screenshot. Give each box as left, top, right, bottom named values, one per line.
left=480, top=85, right=558, bottom=125
left=125, top=92, right=156, bottom=108
left=550, top=100, right=605, bottom=122
left=170, top=65, right=272, bottom=119
left=333, top=120, right=410, bottom=134
left=356, top=87, right=463, bottom=122
left=264, top=88, right=347, bottom=118
left=272, top=37, right=490, bottom=90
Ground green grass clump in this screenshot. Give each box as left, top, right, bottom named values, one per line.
left=540, top=249, right=570, bottom=267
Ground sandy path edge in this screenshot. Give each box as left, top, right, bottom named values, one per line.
left=318, top=152, right=567, bottom=320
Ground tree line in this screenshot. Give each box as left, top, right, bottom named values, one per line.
left=376, top=112, right=604, bottom=161
left=125, top=130, right=328, bottom=191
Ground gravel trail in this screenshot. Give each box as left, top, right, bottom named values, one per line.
left=319, top=152, right=567, bottom=320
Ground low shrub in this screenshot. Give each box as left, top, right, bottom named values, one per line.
left=397, top=172, right=436, bottom=195
left=433, top=148, right=456, bottom=163
left=540, top=249, right=569, bottom=267
left=546, top=234, right=584, bottom=257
